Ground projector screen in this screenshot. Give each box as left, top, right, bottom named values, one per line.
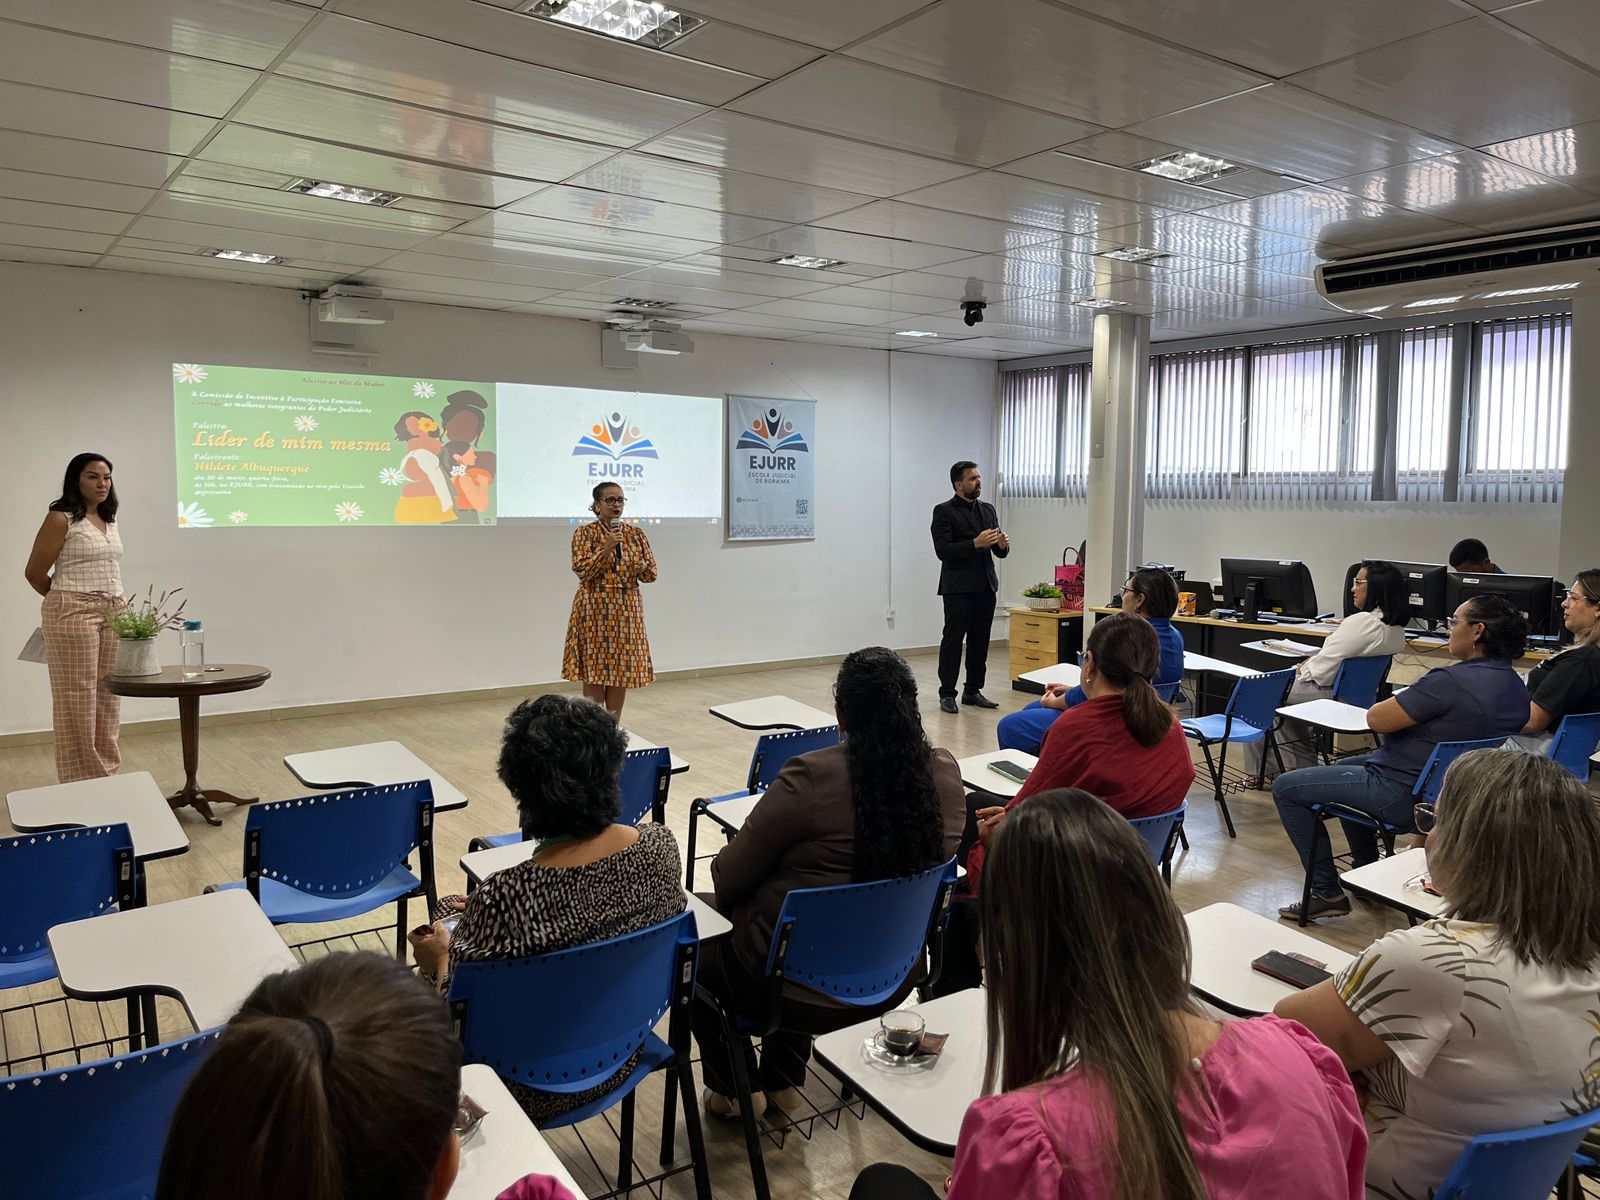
left=173, top=364, right=722, bottom=528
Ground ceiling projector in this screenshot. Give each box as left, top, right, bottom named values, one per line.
left=316, top=284, right=394, bottom=325
left=621, top=325, right=694, bottom=355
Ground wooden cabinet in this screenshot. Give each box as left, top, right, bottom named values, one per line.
left=1007, top=607, right=1083, bottom=683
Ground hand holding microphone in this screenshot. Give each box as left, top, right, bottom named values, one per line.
left=608, top=517, right=624, bottom=564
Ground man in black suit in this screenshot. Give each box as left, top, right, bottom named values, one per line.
left=931, top=461, right=1009, bottom=714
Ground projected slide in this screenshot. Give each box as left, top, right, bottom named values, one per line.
left=173, top=364, right=496, bottom=526
left=497, top=384, right=723, bottom=524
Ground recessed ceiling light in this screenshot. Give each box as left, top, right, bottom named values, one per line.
left=895, top=330, right=940, bottom=338
left=1134, top=150, right=1245, bottom=185
left=770, top=254, right=847, bottom=270
left=1403, top=296, right=1465, bottom=308
left=1071, top=297, right=1134, bottom=311
left=1478, top=282, right=1582, bottom=299
left=516, top=0, right=704, bottom=48
left=287, top=179, right=401, bottom=206
left=613, top=297, right=677, bottom=309
left=1097, top=246, right=1174, bottom=265
left=203, top=248, right=286, bottom=265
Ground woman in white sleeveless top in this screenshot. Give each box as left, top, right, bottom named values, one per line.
left=24, top=454, right=126, bottom=781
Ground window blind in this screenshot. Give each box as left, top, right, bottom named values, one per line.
left=1146, top=348, right=1243, bottom=499
left=998, top=366, right=1060, bottom=498
left=1461, top=313, right=1569, bottom=502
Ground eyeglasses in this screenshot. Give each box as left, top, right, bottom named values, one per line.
left=1444, top=616, right=1484, bottom=630
left=599, top=496, right=626, bottom=506
left=1568, top=590, right=1597, bottom=605
left=1413, top=802, right=1436, bottom=835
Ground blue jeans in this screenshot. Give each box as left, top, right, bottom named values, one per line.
left=1272, top=755, right=1415, bottom=896
left=996, top=701, right=1058, bottom=753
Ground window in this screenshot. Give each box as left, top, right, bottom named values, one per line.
left=998, top=364, right=1089, bottom=498
left=1244, top=335, right=1374, bottom=500
left=1462, top=313, right=1569, bottom=502
left=1146, top=349, right=1243, bottom=499
left=1393, top=326, right=1455, bottom=500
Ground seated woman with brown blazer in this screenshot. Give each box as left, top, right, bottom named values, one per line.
left=691, top=646, right=967, bottom=1119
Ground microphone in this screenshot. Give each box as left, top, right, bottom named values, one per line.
left=611, top=517, right=623, bottom=564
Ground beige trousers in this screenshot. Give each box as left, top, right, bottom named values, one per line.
left=42, top=589, right=123, bottom=782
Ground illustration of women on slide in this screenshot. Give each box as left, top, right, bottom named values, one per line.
left=392, top=410, right=456, bottom=524
left=439, top=390, right=495, bottom=524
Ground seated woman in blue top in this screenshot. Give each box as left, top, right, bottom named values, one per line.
left=1272, top=593, right=1530, bottom=922
left=997, top=567, right=1185, bottom=754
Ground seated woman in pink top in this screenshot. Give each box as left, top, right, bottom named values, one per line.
left=850, top=790, right=1366, bottom=1200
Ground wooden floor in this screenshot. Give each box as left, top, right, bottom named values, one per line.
left=0, top=652, right=1417, bottom=1200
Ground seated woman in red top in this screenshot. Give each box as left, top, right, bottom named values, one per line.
left=965, top=612, right=1195, bottom=895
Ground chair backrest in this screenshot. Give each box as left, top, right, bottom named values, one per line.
left=0, top=1029, right=220, bottom=1199
left=1128, top=803, right=1187, bottom=869
left=0, top=824, right=136, bottom=965
left=448, top=910, right=697, bottom=1094
left=1548, top=711, right=1600, bottom=781
left=1330, top=654, right=1393, bottom=708
left=244, top=780, right=434, bottom=904
left=619, top=746, right=672, bottom=825
left=745, top=725, right=842, bottom=792
left=1413, top=738, right=1512, bottom=802
left=1154, top=680, right=1181, bottom=703
left=1225, top=668, right=1298, bottom=731
left=765, top=857, right=957, bottom=1007
left=1435, top=1106, right=1600, bottom=1200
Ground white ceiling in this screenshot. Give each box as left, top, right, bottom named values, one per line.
left=2, top=0, right=1599, bottom=359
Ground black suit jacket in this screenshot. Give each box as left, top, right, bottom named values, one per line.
left=930, top=495, right=1008, bottom=595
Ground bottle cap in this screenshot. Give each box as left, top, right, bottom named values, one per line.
left=182, top=619, right=202, bottom=630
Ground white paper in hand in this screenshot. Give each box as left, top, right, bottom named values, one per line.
left=17, top=626, right=47, bottom=665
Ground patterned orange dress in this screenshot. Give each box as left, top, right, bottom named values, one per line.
left=562, top=520, right=658, bottom=688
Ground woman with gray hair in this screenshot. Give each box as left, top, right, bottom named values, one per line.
left=1277, top=749, right=1600, bottom=1199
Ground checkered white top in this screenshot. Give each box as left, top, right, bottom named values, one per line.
left=53, top=518, right=123, bottom=596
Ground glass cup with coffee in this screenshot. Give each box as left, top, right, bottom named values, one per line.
left=879, top=1009, right=926, bottom=1058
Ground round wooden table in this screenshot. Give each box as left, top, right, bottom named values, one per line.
left=105, top=663, right=271, bottom=826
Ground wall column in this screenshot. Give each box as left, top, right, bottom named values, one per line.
left=1558, top=296, right=1600, bottom=581
left=1084, top=311, right=1150, bottom=623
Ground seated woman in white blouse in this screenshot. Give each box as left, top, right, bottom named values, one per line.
left=1247, top=560, right=1409, bottom=782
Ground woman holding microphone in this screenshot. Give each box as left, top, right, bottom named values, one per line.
left=562, top=482, right=657, bottom=719
left=24, top=453, right=126, bottom=782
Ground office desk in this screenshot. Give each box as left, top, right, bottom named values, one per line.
left=1184, top=902, right=1353, bottom=1016
left=455, top=1064, right=589, bottom=1199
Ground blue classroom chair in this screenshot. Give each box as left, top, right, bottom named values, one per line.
left=1548, top=711, right=1600, bottom=781
left=1128, top=802, right=1187, bottom=886
left=469, top=745, right=673, bottom=854
left=1180, top=668, right=1296, bottom=838
left=1435, top=1106, right=1600, bottom=1200
left=0, top=823, right=136, bottom=992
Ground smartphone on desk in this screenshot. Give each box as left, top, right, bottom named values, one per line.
left=1251, top=950, right=1332, bottom=990
left=987, top=759, right=1031, bottom=785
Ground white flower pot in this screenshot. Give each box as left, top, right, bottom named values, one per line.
left=1023, top=595, right=1062, bottom=611
left=113, top=636, right=161, bottom=677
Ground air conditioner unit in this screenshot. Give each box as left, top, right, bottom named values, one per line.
left=1315, top=220, right=1600, bottom=317
left=316, top=284, right=394, bottom=325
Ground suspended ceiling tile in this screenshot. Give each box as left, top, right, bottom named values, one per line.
left=0, top=21, right=258, bottom=116
left=451, top=210, right=718, bottom=260
left=1161, top=262, right=1320, bottom=302
left=0, top=0, right=315, bottom=68
left=729, top=226, right=975, bottom=272
left=728, top=57, right=1102, bottom=167
left=1196, top=169, right=1310, bottom=199
left=1055, top=0, right=1468, bottom=79
left=558, top=280, right=769, bottom=311
left=813, top=201, right=1067, bottom=255
left=422, top=233, right=664, bottom=278
left=995, top=153, right=1253, bottom=213
left=0, top=80, right=216, bottom=157
left=372, top=250, right=609, bottom=292
left=567, top=153, right=873, bottom=224
left=681, top=0, right=936, bottom=51
left=140, top=194, right=442, bottom=250
left=0, top=199, right=130, bottom=236
left=233, top=77, right=615, bottom=183
left=279, top=16, right=708, bottom=148
left=199, top=127, right=548, bottom=209
left=1128, top=83, right=1459, bottom=182
left=1288, top=18, right=1600, bottom=148
left=382, top=289, right=517, bottom=311
left=0, top=223, right=115, bottom=253
left=640, top=111, right=969, bottom=196
left=852, top=269, right=1055, bottom=305
left=0, top=130, right=184, bottom=188
left=529, top=292, right=719, bottom=319
left=1056, top=130, right=1186, bottom=168
left=738, top=296, right=925, bottom=326
left=785, top=284, right=955, bottom=316
left=849, top=1, right=1264, bottom=127
left=606, top=258, right=836, bottom=298
left=917, top=337, right=1076, bottom=357
left=0, top=169, right=153, bottom=214
left=121, top=216, right=397, bottom=267
left=696, top=246, right=897, bottom=280
left=681, top=308, right=857, bottom=334
left=98, top=252, right=346, bottom=289
left=165, top=176, right=471, bottom=232
left=329, top=0, right=765, bottom=107
left=917, top=251, right=1107, bottom=294
left=894, top=171, right=1185, bottom=238
left=1193, top=186, right=1469, bottom=252
left=504, top=186, right=789, bottom=244
left=1497, top=0, right=1600, bottom=75
left=182, top=161, right=299, bottom=190
left=1481, top=120, right=1600, bottom=193
left=357, top=269, right=560, bottom=306
left=660, top=23, right=820, bottom=78
left=1090, top=210, right=1331, bottom=265
left=0, top=244, right=102, bottom=267
left=1319, top=150, right=1599, bottom=231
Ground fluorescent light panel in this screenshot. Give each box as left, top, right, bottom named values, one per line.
left=771, top=254, right=847, bottom=270
left=1071, top=297, right=1134, bottom=311
left=1097, top=246, right=1173, bottom=265
left=287, top=179, right=401, bottom=206
left=1134, top=150, right=1245, bottom=185
left=894, top=330, right=939, bottom=338
left=517, top=0, right=704, bottom=48
left=613, top=297, right=677, bottom=308
left=203, top=248, right=286, bottom=265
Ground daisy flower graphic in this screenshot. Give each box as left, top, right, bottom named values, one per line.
left=227, top=511, right=248, bottom=524
left=379, top=466, right=406, bottom=486
left=177, top=501, right=213, bottom=528
left=335, top=501, right=365, bottom=523
left=450, top=464, right=467, bottom=477
left=173, top=364, right=208, bottom=383
left=412, top=381, right=436, bottom=399
left=293, top=415, right=319, bottom=432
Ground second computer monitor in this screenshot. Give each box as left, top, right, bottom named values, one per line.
left=1445, top=572, right=1561, bottom=636
left=1220, top=558, right=1319, bottom=619
left=1383, top=560, right=1451, bottom=627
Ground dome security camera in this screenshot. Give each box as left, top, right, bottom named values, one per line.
left=960, top=299, right=987, bottom=327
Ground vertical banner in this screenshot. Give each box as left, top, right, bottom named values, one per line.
left=726, top=395, right=816, bottom=541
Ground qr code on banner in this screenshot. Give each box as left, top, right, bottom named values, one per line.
left=795, top=498, right=809, bottom=516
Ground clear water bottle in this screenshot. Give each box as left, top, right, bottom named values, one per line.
left=180, top=619, right=205, bottom=678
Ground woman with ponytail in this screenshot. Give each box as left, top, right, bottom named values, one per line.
left=692, top=646, right=965, bottom=1119
left=964, top=612, right=1194, bottom=896
left=852, top=791, right=1366, bottom=1200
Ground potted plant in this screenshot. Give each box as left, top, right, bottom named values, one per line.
left=106, top=587, right=187, bottom=677
left=1021, top=581, right=1065, bottom=612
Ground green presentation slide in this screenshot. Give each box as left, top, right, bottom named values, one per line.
left=173, top=363, right=497, bottom=527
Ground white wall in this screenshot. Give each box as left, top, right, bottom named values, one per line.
left=999, top=497, right=1561, bottom=612
left=0, top=261, right=996, bottom=735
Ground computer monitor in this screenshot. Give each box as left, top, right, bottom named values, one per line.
left=1445, top=572, right=1561, bottom=636
left=1219, top=558, right=1319, bottom=621
left=1384, top=560, right=1451, bottom=627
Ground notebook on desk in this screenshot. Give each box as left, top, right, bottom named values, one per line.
left=1260, top=639, right=1322, bottom=657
